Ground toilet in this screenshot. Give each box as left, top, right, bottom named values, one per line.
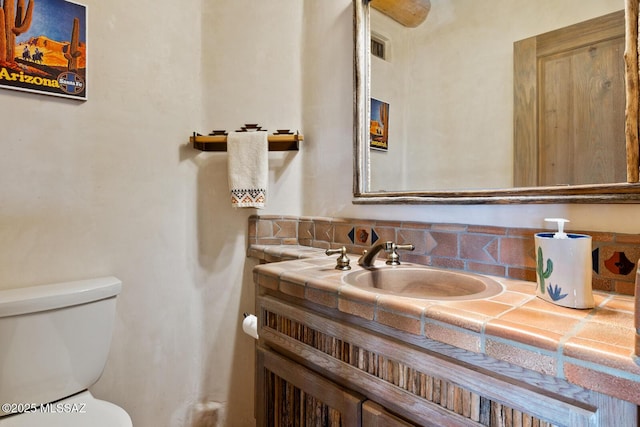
left=0, top=277, right=132, bottom=426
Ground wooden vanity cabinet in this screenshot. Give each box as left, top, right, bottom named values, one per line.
left=255, top=291, right=637, bottom=427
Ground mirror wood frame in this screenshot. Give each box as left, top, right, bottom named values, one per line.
left=353, top=0, right=640, bottom=204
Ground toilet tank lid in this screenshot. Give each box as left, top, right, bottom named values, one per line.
left=0, top=276, right=122, bottom=317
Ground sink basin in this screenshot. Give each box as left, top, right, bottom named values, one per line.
left=342, top=266, right=504, bottom=301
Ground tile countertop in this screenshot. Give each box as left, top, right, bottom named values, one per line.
left=249, top=244, right=640, bottom=406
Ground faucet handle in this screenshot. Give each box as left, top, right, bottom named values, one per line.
left=386, top=243, right=415, bottom=266
left=326, top=246, right=351, bottom=271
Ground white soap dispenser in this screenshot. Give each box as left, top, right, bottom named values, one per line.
left=534, top=218, right=594, bottom=309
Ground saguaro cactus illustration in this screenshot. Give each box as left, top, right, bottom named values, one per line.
left=1, top=0, right=34, bottom=62
left=536, top=246, right=553, bottom=294
left=63, top=17, right=81, bottom=71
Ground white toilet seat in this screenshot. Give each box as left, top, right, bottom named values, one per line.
left=0, top=390, right=131, bottom=427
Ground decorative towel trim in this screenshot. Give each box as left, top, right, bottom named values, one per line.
left=231, top=188, right=266, bottom=207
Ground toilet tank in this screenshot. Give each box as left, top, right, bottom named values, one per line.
left=0, top=277, right=122, bottom=411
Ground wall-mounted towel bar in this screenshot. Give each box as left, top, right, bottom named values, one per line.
left=190, top=126, right=303, bottom=152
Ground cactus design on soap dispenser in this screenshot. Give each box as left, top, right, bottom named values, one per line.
left=536, top=246, right=553, bottom=294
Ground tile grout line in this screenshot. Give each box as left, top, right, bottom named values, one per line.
left=555, top=295, right=614, bottom=379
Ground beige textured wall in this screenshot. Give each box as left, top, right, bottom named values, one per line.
left=0, top=0, right=302, bottom=425
left=370, top=0, right=621, bottom=191
left=303, top=0, right=640, bottom=236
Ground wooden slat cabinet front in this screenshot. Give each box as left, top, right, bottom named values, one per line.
left=256, top=293, right=637, bottom=427
left=257, top=348, right=364, bottom=426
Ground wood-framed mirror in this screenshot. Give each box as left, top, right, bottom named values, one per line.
left=353, top=0, right=640, bottom=204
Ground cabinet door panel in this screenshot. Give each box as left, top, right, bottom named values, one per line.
left=257, top=348, right=363, bottom=426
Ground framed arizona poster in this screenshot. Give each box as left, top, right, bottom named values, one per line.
left=0, top=0, right=87, bottom=100
left=370, top=97, right=389, bottom=151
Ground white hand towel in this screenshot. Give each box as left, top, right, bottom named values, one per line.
left=227, top=131, right=268, bottom=208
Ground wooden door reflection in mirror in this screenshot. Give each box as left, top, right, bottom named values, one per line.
left=514, top=11, right=627, bottom=187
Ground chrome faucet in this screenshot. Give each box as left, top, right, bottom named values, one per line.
left=358, top=241, right=415, bottom=267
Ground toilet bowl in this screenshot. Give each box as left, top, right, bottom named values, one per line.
left=0, top=277, right=132, bottom=426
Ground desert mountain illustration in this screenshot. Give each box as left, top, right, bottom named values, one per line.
left=18, top=35, right=86, bottom=69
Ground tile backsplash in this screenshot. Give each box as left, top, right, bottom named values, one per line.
left=248, top=215, right=640, bottom=296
